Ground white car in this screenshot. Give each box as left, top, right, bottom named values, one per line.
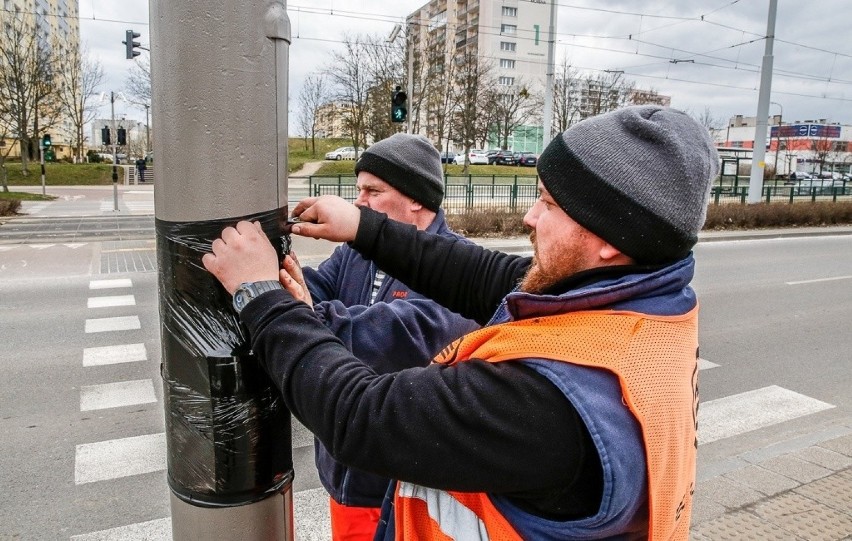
left=324, top=147, right=362, bottom=160
left=454, top=149, right=489, bottom=165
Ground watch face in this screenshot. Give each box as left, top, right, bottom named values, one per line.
left=233, top=288, right=250, bottom=313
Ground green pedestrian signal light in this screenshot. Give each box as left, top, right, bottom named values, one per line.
left=41, top=133, right=52, bottom=148
left=391, top=86, right=407, bottom=123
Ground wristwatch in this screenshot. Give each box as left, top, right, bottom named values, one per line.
left=232, top=280, right=284, bottom=314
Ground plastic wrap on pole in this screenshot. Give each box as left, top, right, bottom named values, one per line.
left=157, top=206, right=293, bottom=507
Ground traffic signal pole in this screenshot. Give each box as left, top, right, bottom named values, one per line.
left=150, top=1, right=294, bottom=539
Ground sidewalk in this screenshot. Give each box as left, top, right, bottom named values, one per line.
left=7, top=187, right=852, bottom=537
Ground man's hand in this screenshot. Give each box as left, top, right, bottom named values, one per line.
left=289, top=195, right=361, bottom=242
left=202, top=221, right=280, bottom=294
left=279, top=250, right=313, bottom=308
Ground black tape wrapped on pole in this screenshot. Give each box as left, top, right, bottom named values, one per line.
left=156, top=208, right=293, bottom=507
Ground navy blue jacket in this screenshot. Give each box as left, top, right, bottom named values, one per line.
left=302, top=209, right=479, bottom=508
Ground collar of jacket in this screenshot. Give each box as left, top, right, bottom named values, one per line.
left=499, top=254, right=697, bottom=322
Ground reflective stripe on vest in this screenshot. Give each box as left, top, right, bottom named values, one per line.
left=397, top=308, right=699, bottom=540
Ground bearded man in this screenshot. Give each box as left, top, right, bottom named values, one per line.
left=203, top=106, right=719, bottom=540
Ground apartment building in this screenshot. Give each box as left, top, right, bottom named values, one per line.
left=406, top=0, right=550, bottom=152
left=1, top=0, right=80, bottom=160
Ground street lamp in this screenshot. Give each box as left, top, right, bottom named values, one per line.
left=770, top=101, right=782, bottom=178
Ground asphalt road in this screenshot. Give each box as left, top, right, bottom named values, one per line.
left=0, top=223, right=850, bottom=539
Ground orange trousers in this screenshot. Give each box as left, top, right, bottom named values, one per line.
left=329, top=497, right=382, bottom=541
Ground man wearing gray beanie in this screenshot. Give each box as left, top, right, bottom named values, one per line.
left=204, top=106, right=718, bottom=540
left=301, top=132, right=477, bottom=540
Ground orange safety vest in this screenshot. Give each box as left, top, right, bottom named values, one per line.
left=395, top=308, right=699, bottom=540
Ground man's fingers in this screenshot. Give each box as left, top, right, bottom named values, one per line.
left=201, top=253, right=216, bottom=272
left=291, top=197, right=319, bottom=218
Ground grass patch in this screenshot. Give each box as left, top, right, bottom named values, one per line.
left=0, top=191, right=56, bottom=216
left=313, top=160, right=539, bottom=180
left=2, top=162, right=114, bottom=186
left=447, top=209, right=529, bottom=237
left=288, top=137, right=354, bottom=173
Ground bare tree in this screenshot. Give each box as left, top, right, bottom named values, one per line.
left=451, top=48, right=490, bottom=172
left=486, top=79, right=541, bottom=150
left=0, top=12, right=58, bottom=175
left=582, top=72, right=634, bottom=118
left=57, top=43, right=104, bottom=162
left=125, top=57, right=151, bottom=105
left=420, top=36, right=457, bottom=155
left=296, top=73, right=329, bottom=156
left=690, top=106, right=725, bottom=142
left=326, top=34, right=374, bottom=156
left=362, top=33, right=405, bottom=143
left=552, top=57, right=580, bottom=133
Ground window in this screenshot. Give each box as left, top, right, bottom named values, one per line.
left=502, top=6, right=517, bottom=17
left=500, top=41, right=516, bottom=52
left=501, top=24, right=516, bottom=35
left=500, top=59, right=515, bottom=69
left=499, top=76, right=515, bottom=86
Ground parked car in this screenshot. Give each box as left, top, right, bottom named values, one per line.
left=324, top=146, right=363, bottom=160
left=486, top=150, right=499, bottom=164
left=439, top=151, right=456, bottom=164
left=454, top=149, right=489, bottom=165
left=513, top=152, right=537, bottom=167
left=493, top=150, right=516, bottom=165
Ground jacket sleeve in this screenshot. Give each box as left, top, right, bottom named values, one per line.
left=242, top=289, right=590, bottom=497
left=301, top=245, right=346, bottom=304
left=351, top=208, right=532, bottom=325
left=312, top=299, right=480, bottom=373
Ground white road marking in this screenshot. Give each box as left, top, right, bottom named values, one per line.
left=75, top=433, right=166, bottom=484
left=85, top=316, right=141, bottom=333
left=70, top=518, right=171, bottom=541
left=83, top=343, right=148, bottom=367
left=0, top=246, right=12, bottom=252
left=786, top=274, right=852, bottom=285
left=88, top=295, right=137, bottom=309
left=698, top=385, right=834, bottom=445
left=80, top=379, right=157, bottom=411
left=698, top=357, right=719, bottom=370
left=63, top=243, right=87, bottom=249
left=90, top=279, right=133, bottom=289
left=29, top=244, right=56, bottom=250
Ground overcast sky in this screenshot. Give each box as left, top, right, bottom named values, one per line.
left=80, top=0, right=852, bottom=134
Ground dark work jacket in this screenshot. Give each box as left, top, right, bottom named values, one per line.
left=302, top=209, right=479, bottom=508
left=240, top=207, right=696, bottom=524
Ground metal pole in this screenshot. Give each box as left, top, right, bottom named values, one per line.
left=541, top=0, right=557, bottom=152
left=111, top=92, right=119, bottom=211
left=406, top=25, right=414, bottom=135
left=39, top=138, right=46, bottom=196
left=150, top=1, right=294, bottom=539
left=747, top=0, right=778, bottom=204
left=144, top=104, right=151, bottom=153
left=771, top=101, right=782, bottom=177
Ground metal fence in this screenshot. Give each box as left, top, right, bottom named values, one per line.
left=309, top=175, right=851, bottom=213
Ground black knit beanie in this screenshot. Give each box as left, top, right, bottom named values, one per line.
left=537, top=106, right=719, bottom=264
left=354, top=133, right=445, bottom=211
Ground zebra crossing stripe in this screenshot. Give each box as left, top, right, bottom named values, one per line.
left=698, top=357, right=719, bottom=370
left=87, top=295, right=137, bottom=309
left=90, top=279, right=133, bottom=289
left=698, top=385, right=835, bottom=445
left=70, top=517, right=171, bottom=541
left=75, top=433, right=166, bottom=484
left=83, top=343, right=148, bottom=367
left=80, top=379, right=157, bottom=411
left=85, top=316, right=141, bottom=333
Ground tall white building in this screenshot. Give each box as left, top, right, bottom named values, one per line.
left=1, top=0, right=80, bottom=159
left=407, top=0, right=550, bottom=152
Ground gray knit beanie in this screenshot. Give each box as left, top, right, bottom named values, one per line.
left=537, top=106, right=719, bottom=264
left=354, top=133, right=444, bottom=211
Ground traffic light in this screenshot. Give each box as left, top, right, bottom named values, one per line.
left=117, top=127, right=127, bottom=146
left=391, top=85, right=407, bottom=123
left=101, top=126, right=111, bottom=145
left=41, top=133, right=51, bottom=148
left=124, top=30, right=141, bottom=60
